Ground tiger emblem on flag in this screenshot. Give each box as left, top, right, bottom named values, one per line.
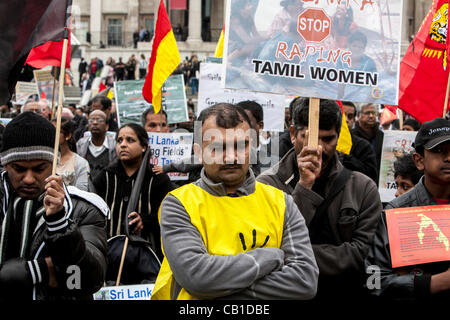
left=430, top=3, right=448, bottom=44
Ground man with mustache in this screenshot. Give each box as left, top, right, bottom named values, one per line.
left=258, top=98, right=382, bottom=301
left=151, top=103, right=318, bottom=300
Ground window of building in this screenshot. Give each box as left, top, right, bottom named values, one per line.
left=74, top=17, right=89, bottom=43
left=107, top=18, right=123, bottom=46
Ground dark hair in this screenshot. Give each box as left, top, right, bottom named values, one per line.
left=403, top=118, right=421, bottom=131
left=141, top=106, right=168, bottom=126
left=348, top=31, right=367, bottom=48
left=117, top=123, right=149, bottom=151
left=91, top=95, right=112, bottom=111
left=236, top=100, right=264, bottom=124
left=197, top=103, right=252, bottom=129
left=291, top=98, right=342, bottom=135
left=52, top=117, right=77, bottom=152
left=341, top=101, right=357, bottom=114
left=394, top=154, right=423, bottom=185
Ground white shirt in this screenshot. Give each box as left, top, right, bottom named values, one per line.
left=88, top=136, right=110, bottom=158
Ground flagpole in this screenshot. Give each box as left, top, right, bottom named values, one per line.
left=50, top=76, right=57, bottom=120
left=443, top=70, right=450, bottom=118
left=52, top=37, right=69, bottom=176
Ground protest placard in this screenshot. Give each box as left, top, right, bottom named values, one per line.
left=114, top=80, right=150, bottom=126
left=93, top=283, right=154, bottom=300
left=148, top=132, right=193, bottom=181
left=161, top=74, right=188, bottom=124
left=198, top=62, right=285, bottom=131
left=115, top=77, right=188, bottom=127
left=379, top=130, right=417, bottom=203
left=386, top=205, right=450, bottom=268
left=33, top=69, right=62, bottom=106
left=223, top=0, right=402, bottom=105
left=14, top=81, right=39, bottom=105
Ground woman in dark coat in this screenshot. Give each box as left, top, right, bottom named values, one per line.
left=93, top=123, right=174, bottom=260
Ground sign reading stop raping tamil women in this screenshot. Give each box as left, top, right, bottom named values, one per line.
left=223, top=0, right=403, bottom=105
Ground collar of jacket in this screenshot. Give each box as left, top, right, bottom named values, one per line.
left=197, top=167, right=256, bottom=197
left=106, top=159, right=153, bottom=179
left=354, top=121, right=380, bottom=141
left=388, top=176, right=437, bottom=208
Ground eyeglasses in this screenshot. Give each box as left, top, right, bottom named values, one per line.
left=88, top=118, right=106, bottom=124
left=362, top=111, right=377, bottom=116
left=345, top=113, right=355, bottom=120
left=28, top=108, right=41, bottom=114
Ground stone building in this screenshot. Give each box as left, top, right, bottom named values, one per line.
left=69, top=0, right=434, bottom=85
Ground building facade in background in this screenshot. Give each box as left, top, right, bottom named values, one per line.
left=69, top=0, right=432, bottom=86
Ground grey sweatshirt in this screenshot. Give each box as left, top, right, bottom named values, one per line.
left=159, top=168, right=319, bottom=300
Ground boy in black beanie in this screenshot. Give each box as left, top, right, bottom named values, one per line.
left=0, top=112, right=109, bottom=300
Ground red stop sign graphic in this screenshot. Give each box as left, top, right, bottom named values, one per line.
left=297, top=8, right=331, bottom=43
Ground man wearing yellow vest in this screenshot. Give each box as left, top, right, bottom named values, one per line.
left=152, top=103, right=318, bottom=300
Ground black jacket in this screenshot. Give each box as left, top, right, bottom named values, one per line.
left=258, top=149, right=382, bottom=300
left=340, top=133, right=378, bottom=183
left=0, top=173, right=109, bottom=300
left=352, top=122, right=384, bottom=184
left=365, top=177, right=450, bottom=300
left=92, top=160, right=174, bottom=260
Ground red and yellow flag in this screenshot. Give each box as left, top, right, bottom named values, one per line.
left=398, top=0, right=450, bottom=123
left=215, top=25, right=225, bottom=58
left=336, top=101, right=352, bottom=155
left=142, top=0, right=180, bottom=113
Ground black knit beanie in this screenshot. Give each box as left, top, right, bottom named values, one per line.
left=0, top=112, right=55, bottom=166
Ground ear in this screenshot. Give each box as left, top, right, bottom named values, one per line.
left=193, top=143, right=202, bottom=163
left=258, top=121, right=264, bottom=131
left=412, top=152, right=425, bottom=171
left=289, top=125, right=296, bottom=145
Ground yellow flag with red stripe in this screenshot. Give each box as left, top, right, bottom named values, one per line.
left=336, top=101, right=352, bottom=155
left=142, top=0, right=181, bottom=113
left=215, top=25, right=225, bottom=57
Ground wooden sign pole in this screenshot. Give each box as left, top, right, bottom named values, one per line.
left=443, top=71, right=450, bottom=118
left=51, top=38, right=69, bottom=175
left=308, top=97, right=320, bottom=148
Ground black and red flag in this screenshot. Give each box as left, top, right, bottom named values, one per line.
left=0, top=0, right=72, bottom=105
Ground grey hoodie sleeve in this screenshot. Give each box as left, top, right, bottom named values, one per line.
left=160, top=194, right=285, bottom=299
left=219, top=194, right=319, bottom=300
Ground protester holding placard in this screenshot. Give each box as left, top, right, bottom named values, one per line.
left=92, top=123, right=174, bottom=260
left=365, top=118, right=450, bottom=300
left=258, top=98, right=382, bottom=301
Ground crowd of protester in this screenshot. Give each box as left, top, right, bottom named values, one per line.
left=3, top=82, right=450, bottom=303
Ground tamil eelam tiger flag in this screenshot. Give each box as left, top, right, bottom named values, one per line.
left=215, top=25, right=225, bottom=58
left=398, top=0, right=450, bottom=123
left=0, top=0, right=72, bottom=105
left=142, top=0, right=180, bottom=114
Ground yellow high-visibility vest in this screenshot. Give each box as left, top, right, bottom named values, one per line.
left=151, top=181, right=286, bottom=300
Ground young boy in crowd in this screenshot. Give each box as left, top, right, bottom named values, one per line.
left=394, top=154, right=423, bottom=197
left=365, top=118, right=450, bottom=300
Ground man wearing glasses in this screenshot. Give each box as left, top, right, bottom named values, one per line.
left=351, top=103, right=384, bottom=185
left=21, top=100, right=43, bottom=115
left=76, top=110, right=117, bottom=180
left=339, top=101, right=378, bottom=183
